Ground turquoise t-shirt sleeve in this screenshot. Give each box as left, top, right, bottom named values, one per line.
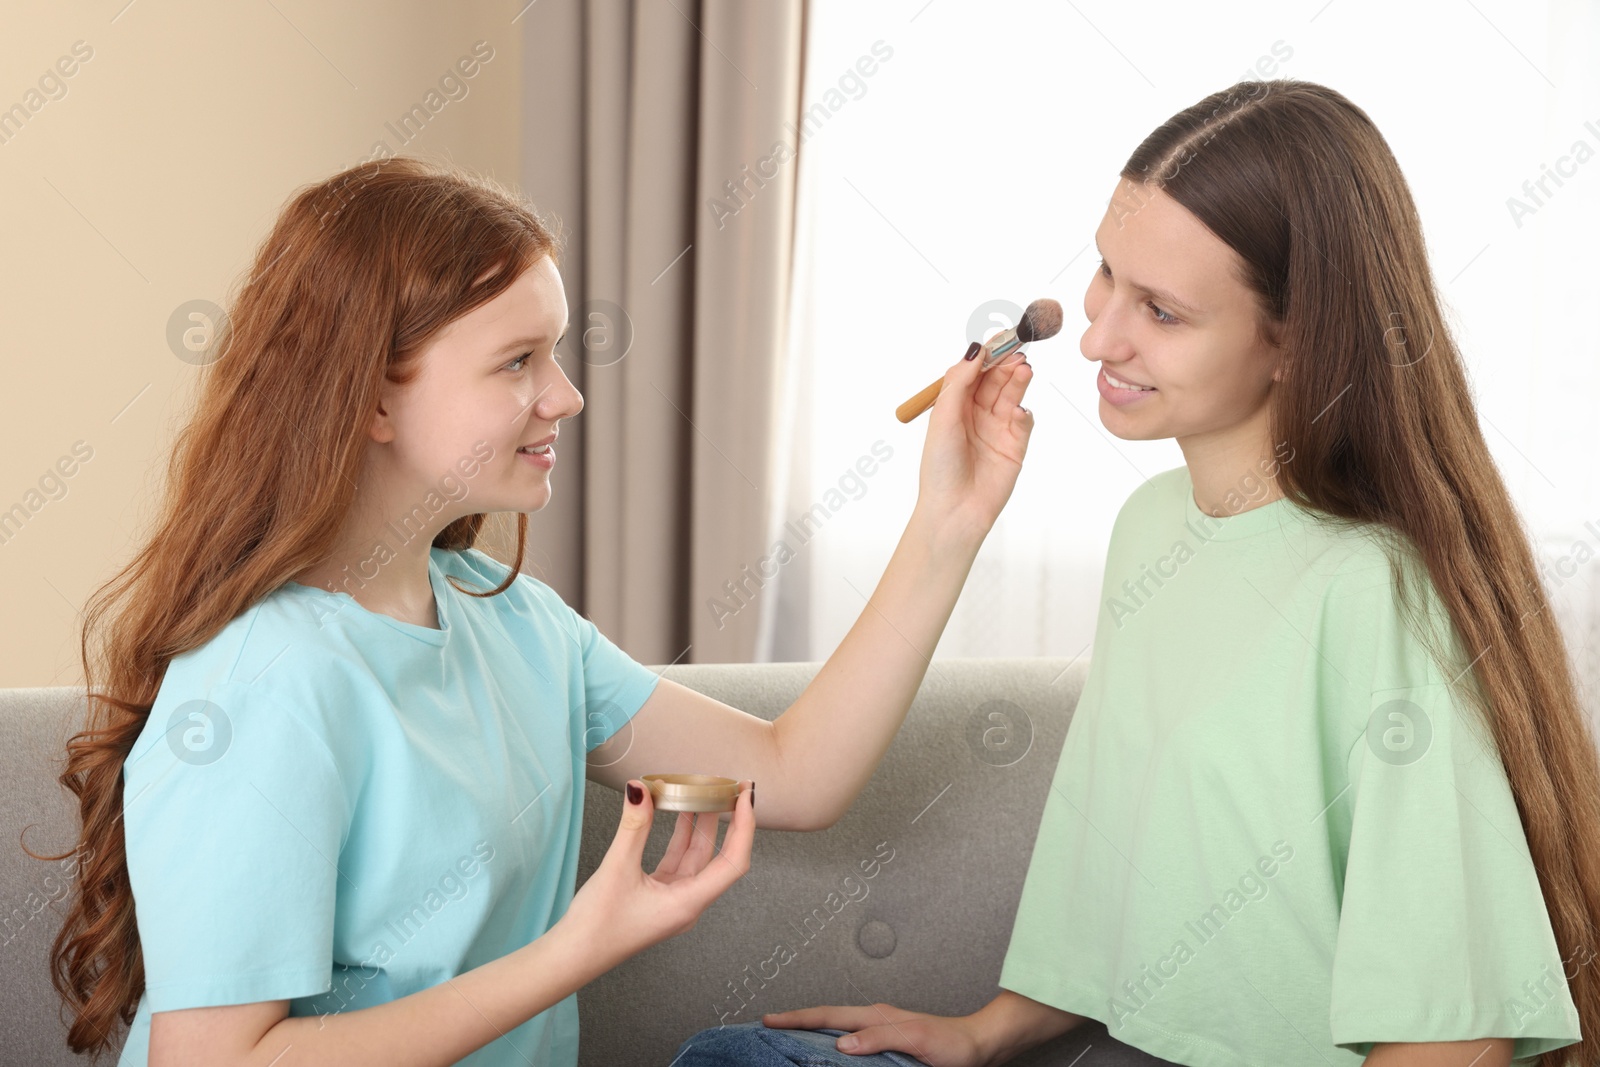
left=518, top=575, right=664, bottom=752
left=123, top=679, right=347, bottom=1012
left=568, top=607, right=664, bottom=752
left=1327, top=555, right=1581, bottom=1058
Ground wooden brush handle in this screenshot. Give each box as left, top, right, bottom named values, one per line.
left=895, top=345, right=1016, bottom=422
left=895, top=375, right=947, bottom=423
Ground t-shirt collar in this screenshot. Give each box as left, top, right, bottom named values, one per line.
left=1180, top=466, right=1309, bottom=542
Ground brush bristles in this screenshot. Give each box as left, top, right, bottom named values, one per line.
left=1018, top=298, right=1064, bottom=343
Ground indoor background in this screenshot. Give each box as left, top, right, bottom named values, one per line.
left=4, top=1, right=1597, bottom=739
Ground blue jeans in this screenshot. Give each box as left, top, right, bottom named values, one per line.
left=671, top=1020, right=931, bottom=1066
left=671, top=1017, right=1186, bottom=1066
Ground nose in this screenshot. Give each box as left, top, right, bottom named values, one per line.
left=537, top=361, right=584, bottom=421
left=1080, top=291, right=1134, bottom=368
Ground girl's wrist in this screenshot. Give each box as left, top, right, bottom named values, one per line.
left=967, top=991, right=1086, bottom=1067
left=960, top=1004, right=1014, bottom=1067
left=908, top=499, right=990, bottom=556
left=536, top=911, right=609, bottom=987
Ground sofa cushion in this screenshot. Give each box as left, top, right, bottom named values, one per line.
left=575, top=658, right=1087, bottom=1065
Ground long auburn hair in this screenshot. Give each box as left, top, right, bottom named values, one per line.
left=27, top=156, right=559, bottom=1058
left=1130, top=78, right=1600, bottom=1065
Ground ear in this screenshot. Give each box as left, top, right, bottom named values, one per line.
left=368, top=385, right=398, bottom=444
left=1256, top=315, right=1288, bottom=383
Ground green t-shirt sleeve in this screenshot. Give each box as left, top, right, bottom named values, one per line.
left=1327, top=553, right=1582, bottom=1059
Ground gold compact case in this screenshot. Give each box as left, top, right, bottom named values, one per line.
left=642, top=773, right=741, bottom=813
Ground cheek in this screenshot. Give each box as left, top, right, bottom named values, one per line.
left=430, top=394, right=513, bottom=467
left=471, top=385, right=527, bottom=431
left=1154, top=346, right=1204, bottom=395
left=1167, top=349, right=1260, bottom=412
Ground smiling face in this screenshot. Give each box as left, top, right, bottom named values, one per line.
left=1082, top=179, right=1284, bottom=448
left=369, top=254, right=583, bottom=520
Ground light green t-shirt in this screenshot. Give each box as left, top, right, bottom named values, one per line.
left=998, top=465, right=1582, bottom=1066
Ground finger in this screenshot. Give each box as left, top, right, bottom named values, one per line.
left=931, top=342, right=988, bottom=422
left=695, top=780, right=755, bottom=894
left=603, top=779, right=654, bottom=872
left=972, top=356, right=1022, bottom=413
left=1011, top=403, right=1036, bottom=441
left=990, top=360, right=1034, bottom=417
left=834, top=1020, right=928, bottom=1057
left=760, top=1005, right=891, bottom=1031
left=677, top=810, right=719, bottom=875
left=652, top=811, right=696, bottom=877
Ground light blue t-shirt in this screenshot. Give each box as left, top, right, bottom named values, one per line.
left=117, top=545, right=664, bottom=1066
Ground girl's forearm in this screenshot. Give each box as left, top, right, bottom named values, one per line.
left=968, top=989, right=1087, bottom=1067
left=772, top=504, right=983, bottom=829
left=242, top=917, right=598, bottom=1067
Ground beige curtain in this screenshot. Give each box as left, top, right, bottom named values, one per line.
left=517, top=0, right=805, bottom=665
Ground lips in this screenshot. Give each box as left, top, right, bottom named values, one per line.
left=1103, top=370, right=1155, bottom=391
left=517, top=432, right=558, bottom=453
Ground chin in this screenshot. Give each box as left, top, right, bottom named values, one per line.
left=478, top=485, right=553, bottom=516
left=1099, top=411, right=1166, bottom=442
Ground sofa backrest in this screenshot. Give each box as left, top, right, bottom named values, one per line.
left=0, top=657, right=1087, bottom=1065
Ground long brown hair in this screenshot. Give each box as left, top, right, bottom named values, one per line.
left=26, top=155, right=560, bottom=1058
left=1128, top=78, right=1600, bottom=1065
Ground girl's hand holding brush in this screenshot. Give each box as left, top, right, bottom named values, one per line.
left=909, top=300, right=1058, bottom=548
left=896, top=298, right=1062, bottom=423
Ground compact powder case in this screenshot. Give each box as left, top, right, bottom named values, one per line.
left=642, top=773, right=741, bottom=813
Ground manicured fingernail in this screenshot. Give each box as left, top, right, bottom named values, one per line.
left=838, top=1036, right=859, bottom=1051
left=627, top=782, right=643, bottom=805
left=964, top=341, right=980, bottom=361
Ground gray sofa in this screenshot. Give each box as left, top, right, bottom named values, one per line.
left=1, top=656, right=1141, bottom=1067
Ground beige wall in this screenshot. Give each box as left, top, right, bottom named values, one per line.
left=0, top=1, right=523, bottom=686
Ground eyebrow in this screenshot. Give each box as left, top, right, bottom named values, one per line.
left=490, top=323, right=570, bottom=357
left=1093, top=238, right=1202, bottom=317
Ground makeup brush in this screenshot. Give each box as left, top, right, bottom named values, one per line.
left=895, top=298, right=1063, bottom=423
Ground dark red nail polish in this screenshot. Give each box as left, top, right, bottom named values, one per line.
left=964, top=341, right=980, bottom=361
left=627, top=782, right=643, bottom=805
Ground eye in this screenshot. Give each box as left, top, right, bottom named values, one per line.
left=1096, top=258, right=1180, bottom=326
left=505, top=352, right=532, bottom=372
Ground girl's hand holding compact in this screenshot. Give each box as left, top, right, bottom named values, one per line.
left=557, top=778, right=754, bottom=977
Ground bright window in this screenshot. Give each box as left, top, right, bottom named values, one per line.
left=773, top=0, right=1600, bottom=710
